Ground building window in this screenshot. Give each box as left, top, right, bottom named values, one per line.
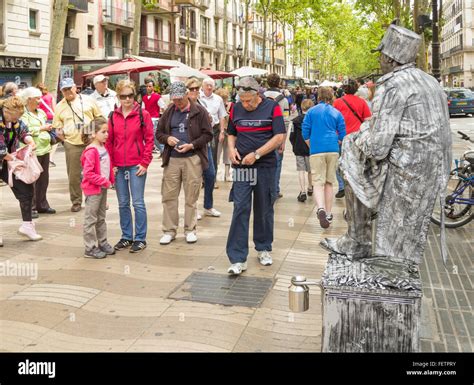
left=88, top=25, right=94, bottom=49
left=29, top=9, right=38, bottom=31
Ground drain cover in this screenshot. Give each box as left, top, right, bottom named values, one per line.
left=168, top=272, right=273, bottom=307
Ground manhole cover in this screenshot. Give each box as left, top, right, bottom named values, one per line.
left=168, top=272, right=273, bottom=307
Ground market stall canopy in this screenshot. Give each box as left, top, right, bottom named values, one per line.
left=84, top=58, right=174, bottom=78
left=231, top=66, right=268, bottom=77
left=200, top=69, right=237, bottom=79
left=165, top=65, right=209, bottom=80
left=319, top=80, right=338, bottom=87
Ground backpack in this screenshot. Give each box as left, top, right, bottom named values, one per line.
left=108, top=107, right=145, bottom=132
left=268, top=93, right=285, bottom=103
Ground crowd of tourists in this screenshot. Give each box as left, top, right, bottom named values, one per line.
left=0, top=72, right=373, bottom=273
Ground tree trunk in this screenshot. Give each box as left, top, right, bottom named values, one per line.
left=131, top=0, right=142, bottom=55
left=243, top=0, right=250, bottom=65
left=44, top=0, right=69, bottom=98
left=393, top=0, right=401, bottom=21
left=223, top=0, right=228, bottom=71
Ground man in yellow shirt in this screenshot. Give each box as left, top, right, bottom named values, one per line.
left=53, top=78, right=103, bottom=212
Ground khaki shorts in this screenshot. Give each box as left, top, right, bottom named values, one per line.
left=310, top=153, right=339, bottom=186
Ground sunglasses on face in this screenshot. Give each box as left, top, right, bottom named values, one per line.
left=237, top=86, right=257, bottom=92
left=188, top=87, right=199, bottom=91
left=119, top=93, right=134, bottom=100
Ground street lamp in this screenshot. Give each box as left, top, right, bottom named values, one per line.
left=236, top=44, right=243, bottom=67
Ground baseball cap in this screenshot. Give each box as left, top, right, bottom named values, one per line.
left=237, top=77, right=259, bottom=92
left=169, top=81, right=187, bottom=99
left=93, top=74, right=108, bottom=85
left=60, top=78, right=76, bottom=90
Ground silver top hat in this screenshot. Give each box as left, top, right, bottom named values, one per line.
left=372, top=24, right=422, bottom=65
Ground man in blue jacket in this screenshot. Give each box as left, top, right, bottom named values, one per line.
left=302, top=87, right=346, bottom=228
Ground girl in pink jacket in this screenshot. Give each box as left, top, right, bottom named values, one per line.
left=80, top=117, right=115, bottom=259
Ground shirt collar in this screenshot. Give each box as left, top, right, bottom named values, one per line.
left=200, top=90, right=214, bottom=99
left=174, top=102, right=191, bottom=112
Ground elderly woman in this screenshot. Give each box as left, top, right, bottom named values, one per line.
left=0, top=96, right=42, bottom=241
left=20, top=87, right=56, bottom=216
left=214, top=87, right=232, bottom=181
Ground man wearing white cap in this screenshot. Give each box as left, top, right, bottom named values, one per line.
left=90, top=75, right=117, bottom=118
left=52, top=78, right=103, bottom=212
left=321, top=24, right=452, bottom=265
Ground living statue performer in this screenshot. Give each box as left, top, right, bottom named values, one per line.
left=321, top=24, right=452, bottom=265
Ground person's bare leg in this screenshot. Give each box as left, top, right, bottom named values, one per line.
left=298, top=171, right=306, bottom=193
left=325, top=182, right=334, bottom=215
left=307, top=171, right=312, bottom=188
left=314, top=184, right=325, bottom=209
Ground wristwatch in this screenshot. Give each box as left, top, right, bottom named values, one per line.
left=254, top=151, right=261, bottom=160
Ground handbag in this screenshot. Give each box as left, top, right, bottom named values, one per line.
left=7, top=146, right=43, bottom=187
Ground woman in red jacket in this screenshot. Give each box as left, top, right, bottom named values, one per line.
left=105, top=79, right=154, bottom=253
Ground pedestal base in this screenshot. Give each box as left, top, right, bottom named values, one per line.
left=321, top=253, right=423, bottom=352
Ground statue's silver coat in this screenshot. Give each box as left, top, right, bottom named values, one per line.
left=325, top=63, right=452, bottom=264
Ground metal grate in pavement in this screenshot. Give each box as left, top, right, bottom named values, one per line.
left=168, top=272, right=274, bottom=308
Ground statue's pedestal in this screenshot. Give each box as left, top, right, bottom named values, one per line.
left=321, top=254, right=422, bottom=352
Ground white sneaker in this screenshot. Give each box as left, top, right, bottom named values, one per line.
left=204, top=208, right=221, bottom=217
left=227, top=262, right=248, bottom=275
left=197, top=213, right=202, bottom=220
left=258, top=250, right=273, bottom=266
left=18, top=222, right=42, bottom=241
left=160, top=234, right=175, bottom=245
left=186, top=232, right=197, bottom=243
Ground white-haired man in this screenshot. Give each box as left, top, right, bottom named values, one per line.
left=90, top=75, right=118, bottom=118
left=226, top=77, right=286, bottom=275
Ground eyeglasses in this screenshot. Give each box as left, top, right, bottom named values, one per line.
left=237, top=86, right=257, bottom=92
left=119, top=93, right=135, bottom=100
left=188, top=87, right=199, bottom=91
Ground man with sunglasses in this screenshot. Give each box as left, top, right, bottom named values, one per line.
left=226, top=77, right=286, bottom=275
left=52, top=78, right=103, bottom=212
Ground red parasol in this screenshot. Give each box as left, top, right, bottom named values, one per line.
left=200, top=69, right=236, bottom=79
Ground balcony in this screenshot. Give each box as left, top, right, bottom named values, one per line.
left=105, top=45, right=131, bottom=59
left=68, top=0, right=88, bottom=13
left=179, top=27, right=198, bottom=40
left=448, top=65, right=463, bottom=74
left=252, top=26, right=264, bottom=39
left=215, top=5, right=224, bottom=18
left=62, top=37, right=79, bottom=56
left=102, top=6, right=134, bottom=29
left=140, top=37, right=184, bottom=57
left=142, top=0, right=177, bottom=13
left=198, top=0, right=210, bottom=10
left=175, top=0, right=200, bottom=6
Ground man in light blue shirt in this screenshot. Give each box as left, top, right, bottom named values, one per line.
left=302, top=87, right=346, bottom=228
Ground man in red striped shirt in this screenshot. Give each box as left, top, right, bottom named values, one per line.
left=226, top=77, right=286, bottom=275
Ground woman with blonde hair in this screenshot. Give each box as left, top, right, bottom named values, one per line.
left=105, top=79, right=154, bottom=253
left=0, top=96, right=42, bottom=241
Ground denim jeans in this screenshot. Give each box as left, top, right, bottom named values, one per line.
left=152, top=118, right=164, bottom=154
left=336, top=144, right=344, bottom=191
left=202, top=144, right=215, bottom=210
left=115, top=166, right=148, bottom=241
left=226, top=167, right=276, bottom=263
left=275, top=150, right=283, bottom=195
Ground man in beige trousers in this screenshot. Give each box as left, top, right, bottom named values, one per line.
left=156, top=82, right=213, bottom=244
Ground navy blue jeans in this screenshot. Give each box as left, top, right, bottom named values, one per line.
left=115, top=166, right=148, bottom=242
left=275, top=150, right=283, bottom=195
left=226, top=167, right=277, bottom=264
left=202, top=144, right=215, bottom=210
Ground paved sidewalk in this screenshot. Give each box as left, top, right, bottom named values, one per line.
left=0, top=126, right=472, bottom=352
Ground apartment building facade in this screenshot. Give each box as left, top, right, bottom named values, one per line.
left=441, top=0, right=474, bottom=87
left=0, top=0, right=50, bottom=87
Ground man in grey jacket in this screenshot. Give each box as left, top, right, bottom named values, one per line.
left=321, top=24, right=452, bottom=265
